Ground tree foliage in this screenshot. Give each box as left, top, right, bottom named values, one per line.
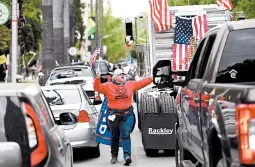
left=168, top=0, right=215, bottom=6
left=167, top=0, right=255, bottom=19
left=103, top=5, right=131, bottom=63
left=0, top=26, right=11, bottom=54
left=22, top=0, right=42, bottom=53
left=73, top=0, right=86, bottom=48
left=234, top=0, right=255, bottom=19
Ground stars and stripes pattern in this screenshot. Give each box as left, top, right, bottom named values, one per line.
left=149, top=0, right=173, bottom=32
left=89, top=46, right=100, bottom=66
left=173, top=17, right=193, bottom=71
left=217, top=0, right=233, bottom=11
left=95, top=98, right=123, bottom=146
left=192, top=14, right=208, bottom=41
left=172, top=15, right=208, bottom=71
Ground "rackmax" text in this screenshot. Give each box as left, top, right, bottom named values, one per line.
left=148, top=128, right=173, bottom=135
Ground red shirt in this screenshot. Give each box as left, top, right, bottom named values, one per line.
left=94, top=77, right=152, bottom=110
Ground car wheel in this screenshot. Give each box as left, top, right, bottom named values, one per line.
left=145, top=149, right=158, bottom=157
left=91, top=145, right=100, bottom=158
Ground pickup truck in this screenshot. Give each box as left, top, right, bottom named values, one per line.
left=175, top=19, right=255, bottom=167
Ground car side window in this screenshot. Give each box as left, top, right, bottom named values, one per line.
left=195, top=33, right=217, bottom=79
left=184, top=38, right=206, bottom=84
left=81, top=89, right=92, bottom=105
left=36, top=94, right=55, bottom=129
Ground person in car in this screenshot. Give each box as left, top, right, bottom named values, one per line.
left=94, top=69, right=152, bottom=165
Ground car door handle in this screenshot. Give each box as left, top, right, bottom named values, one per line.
left=184, top=95, right=191, bottom=100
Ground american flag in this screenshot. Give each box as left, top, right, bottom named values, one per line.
left=217, top=0, right=233, bottom=11
left=149, top=0, right=173, bottom=32
left=172, top=15, right=208, bottom=71
left=89, top=46, right=100, bottom=66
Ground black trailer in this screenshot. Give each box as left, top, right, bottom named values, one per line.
left=139, top=60, right=186, bottom=157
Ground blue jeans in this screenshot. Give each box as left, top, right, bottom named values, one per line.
left=108, top=110, right=135, bottom=158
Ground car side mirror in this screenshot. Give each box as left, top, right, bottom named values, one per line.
left=153, top=60, right=173, bottom=88
left=59, top=112, right=77, bottom=125
left=0, top=142, right=22, bottom=167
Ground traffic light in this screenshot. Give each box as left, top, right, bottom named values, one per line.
left=88, top=17, right=96, bottom=40
left=125, top=18, right=134, bottom=47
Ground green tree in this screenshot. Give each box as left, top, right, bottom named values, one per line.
left=168, top=0, right=215, bottom=6
left=0, top=26, right=11, bottom=54
left=103, top=5, right=131, bottom=63
left=73, top=0, right=86, bottom=49
left=22, top=0, right=42, bottom=53
left=234, top=0, right=255, bottom=19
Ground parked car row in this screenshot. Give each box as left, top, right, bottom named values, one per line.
left=0, top=61, right=106, bottom=166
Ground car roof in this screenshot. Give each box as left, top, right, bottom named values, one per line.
left=41, top=84, right=79, bottom=90
left=0, top=83, right=41, bottom=97
left=53, top=65, right=91, bottom=70
left=228, top=19, right=255, bottom=30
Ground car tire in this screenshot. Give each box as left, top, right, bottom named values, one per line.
left=91, top=145, right=100, bottom=158
left=145, top=149, right=158, bottom=157
left=158, top=93, right=176, bottom=114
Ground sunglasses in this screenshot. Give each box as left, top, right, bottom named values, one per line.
left=117, top=73, right=126, bottom=76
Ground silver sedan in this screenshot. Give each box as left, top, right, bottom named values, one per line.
left=41, top=84, right=102, bottom=158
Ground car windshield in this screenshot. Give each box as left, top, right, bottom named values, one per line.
left=92, top=61, right=109, bottom=73
left=43, top=89, right=81, bottom=106
left=49, top=67, right=94, bottom=80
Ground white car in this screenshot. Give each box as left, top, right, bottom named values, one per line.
left=42, top=84, right=101, bottom=158
left=46, top=65, right=101, bottom=101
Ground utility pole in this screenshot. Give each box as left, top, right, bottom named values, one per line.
left=95, top=0, right=99, bottom=47
left=99, top=0, right=103, bottom=58
left=12, top=0, right=18, bottom=83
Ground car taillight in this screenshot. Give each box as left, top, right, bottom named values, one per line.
left=77, top=110, right=90, bottom=122
left=236, top=104, right=255, bottom=165
left=23, top=102, right=48, bottom=167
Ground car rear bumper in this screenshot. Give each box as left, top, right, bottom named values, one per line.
left=62, top=123, right=98, bottom=148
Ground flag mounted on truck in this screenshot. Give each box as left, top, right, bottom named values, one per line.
left=172, top=14, right=208, bottom=71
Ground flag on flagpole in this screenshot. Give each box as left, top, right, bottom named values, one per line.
left=89, top=46, right=100, bottom=66
left=149, top=0, right=173, bottom=32
left=172, top=14, right=208, bottom=71
left=216, top=0, right=233, bottom=11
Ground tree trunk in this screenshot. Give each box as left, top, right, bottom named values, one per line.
left=64, top=0, right=70, bottom=64
left=69, top=0, right=75, bottom=46
left=53, top=0, right=65, bottom=66
left=42, top=0, right=55, bottom=84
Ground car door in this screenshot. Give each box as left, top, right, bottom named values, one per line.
left=190, top=32, right=218, bottom=164
left=36, top=94, right=72, bottom=167
left=181, top=38, right=207, bottom=160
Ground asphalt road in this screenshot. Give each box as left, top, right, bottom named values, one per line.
left=73, top=103, right=175, bottom=167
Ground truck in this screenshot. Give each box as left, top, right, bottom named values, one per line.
left=175, top=19, right=255, bottom=167
left=134, top=4, right=232, bottom=156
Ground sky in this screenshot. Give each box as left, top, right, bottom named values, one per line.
left=109, top=0, right=149, bottom=19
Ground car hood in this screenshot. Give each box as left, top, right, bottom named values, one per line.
left=50, top=103, right=81, bottom=118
